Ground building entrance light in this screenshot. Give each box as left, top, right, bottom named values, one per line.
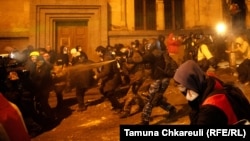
left=215, top=22, right=227, bottom=35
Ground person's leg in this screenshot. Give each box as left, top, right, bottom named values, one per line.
left=140, top=101, right=153, bottom=125
left=140, top=92, right=161, bottom=125
left=56, top=91, right=63, bottom=108
left=119, top=89, right=134, bottom=118
left=237, top=60, right=248, bottom=83
left=54, top=83, right=65, bottom=109
left=76, top=87, right=87, bottom=112
left=40, top=90, right=54, bottom=118
left=159, top=99, right=176, bottom=118
left=105, top=90, right=122, bottom=113
left=159, top=78, right=176, bottom=117
left=140, top=80, right=161, bottom=125
left=35, top=90, right=57, bottom=126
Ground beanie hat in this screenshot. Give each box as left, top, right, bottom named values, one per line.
left=29, top=51, right=40, bottom=56
left=70, top=48, right=77, bottom=55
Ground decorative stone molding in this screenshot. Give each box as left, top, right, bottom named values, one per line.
left=29, top=2, right=108, bottom=60
left=111, top=24, right=128, bottom=30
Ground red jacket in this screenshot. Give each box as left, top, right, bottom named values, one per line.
left=0, top=93, right=30, bottom=141
left=166, top=33, right=181, bottom=54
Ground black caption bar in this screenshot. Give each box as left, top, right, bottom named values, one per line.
left=120, top=125, right=250, bottom=141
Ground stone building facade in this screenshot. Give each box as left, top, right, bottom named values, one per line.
left=0, top=0, right=249, bottom=61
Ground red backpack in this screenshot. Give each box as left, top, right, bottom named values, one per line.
left=202, top=80, right=250, bottom=125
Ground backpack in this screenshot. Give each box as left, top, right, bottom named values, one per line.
left=224, top=83, right=250, bottom=123
left=203, top=81, right=250, bottom=124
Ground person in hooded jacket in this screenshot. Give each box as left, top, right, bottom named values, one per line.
left=173, top=60, right=250, bottom=125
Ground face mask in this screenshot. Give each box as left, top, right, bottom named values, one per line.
left=186, top=90, right=199, bottom=101
left=177, top=84, right=186, bottom=93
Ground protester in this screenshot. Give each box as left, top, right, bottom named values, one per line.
left=93, top=46, right=123, bottom=113
left=26, top=52, right=56, bottom=124
left=229, top=0, right=247, bottom=33
left=195, top=33, right=217, bottom=72
left=118, top=48, right=149, bottom=118
left=57, top=45, right=69, bottom=67
left=173, top=60, right=250, bottom=125
left=229, top=31, right=250, bottom=85
left=51, top=59, right=68, bottom=109
left=137, top=38, right=177, bottom=125
left=182, top=32, right=197, bottom=62
left=45, top=44, right=57, bottom=65
left=68, top=49, right=95, bottom=112
left=166, top=32, right=181, bottom=64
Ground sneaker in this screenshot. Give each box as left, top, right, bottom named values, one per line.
left=77, top=106, right=87, bottom=112
left=119, top=111, right=130, bottom=119
left=111, top=108, right=122, bottom=114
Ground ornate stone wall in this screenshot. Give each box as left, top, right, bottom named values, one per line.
left=29, top=0, right=107, bottom=61
left=1, top=0, right=250, bottom=55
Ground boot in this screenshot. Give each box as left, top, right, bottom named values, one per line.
left=119, top=111, right=130, bottom=119
left=167, top=106, right=177, bottom=118
left=77, top=105, right=87, bottom=112
left=56, top=92, right=63, bottom=109
left=111, top=107, right=122, bottom=114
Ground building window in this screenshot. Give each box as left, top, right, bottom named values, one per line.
left=134, top=0, right=184, bottom=30
left=135, top=0, right=156, bottom=30
left=164, top=0, right=184, bottom=30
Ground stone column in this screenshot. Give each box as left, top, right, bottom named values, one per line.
left=110, top=0, right=128, bottom=30
left=126, top=0, right=134, bottom=30
left=156, top=0, right=165, bottom=30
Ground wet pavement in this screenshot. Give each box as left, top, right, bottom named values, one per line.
left=30, top=60, right=250, bottom=141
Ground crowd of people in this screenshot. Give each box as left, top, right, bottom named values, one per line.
left=1, top=30, right=250, bottom=140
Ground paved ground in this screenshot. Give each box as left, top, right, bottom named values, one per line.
left=30, top=83, right=190, bottom=141
left=30, top=61, right=250, bottom=141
